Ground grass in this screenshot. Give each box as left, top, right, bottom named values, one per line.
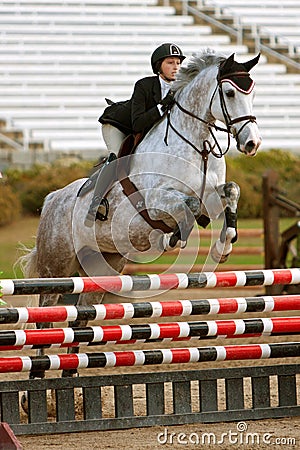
left=0, top=215, right=38, bottom=278
left=0, top=216, right=297, bottom=279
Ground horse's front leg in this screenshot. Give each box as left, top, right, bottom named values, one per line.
left=154, top=193, right=201, bottom=251
left=209, top=181, right=240, bottom=263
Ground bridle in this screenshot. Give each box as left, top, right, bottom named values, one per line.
left=118, top=67, right=258, bottom=237
left=164, top=69, right=257, bottom=158
left=163, top=68, right=257, bottom=202
left=216, top=70, right=257, bottom=148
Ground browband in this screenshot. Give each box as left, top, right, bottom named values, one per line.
left=220, top=78, right=255, bottom=94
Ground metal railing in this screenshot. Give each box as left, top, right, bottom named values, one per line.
left=163, top=0, right=300, bottom=71
left=0, top=132, right=26, bottom=152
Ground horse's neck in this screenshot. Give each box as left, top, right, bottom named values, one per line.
left=133, top=67, right=217, bottom=165
left=172, top=68, right=217, bottom=141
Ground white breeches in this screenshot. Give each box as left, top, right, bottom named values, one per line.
left=102, top=124, right=127, bottom=155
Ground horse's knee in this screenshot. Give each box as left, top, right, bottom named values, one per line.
left=223, top=182, right=240, bottom=209
left=185, top=196, right=201, bottom=216
left=170, top=195, right=201, bottom=226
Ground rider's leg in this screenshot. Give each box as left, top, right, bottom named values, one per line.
left=85, top=125, right=125, bottom=227
left=102, top=124, right=126, bottom=154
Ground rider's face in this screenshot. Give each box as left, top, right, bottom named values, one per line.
left=159, top=57, right=181, bottom=82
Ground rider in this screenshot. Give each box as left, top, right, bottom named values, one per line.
left=99, top=42, right=186, bottom=154
left=85, top=43, right=186, bottom=228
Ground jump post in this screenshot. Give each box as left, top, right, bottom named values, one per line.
left=263, top=169, right=300, bottom=295
left=0, top=268, right=299, bottom=436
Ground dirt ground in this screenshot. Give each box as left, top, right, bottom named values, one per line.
left=2, top=286, right=299, bottom=450
left=18, top=418, right=299, bottom=449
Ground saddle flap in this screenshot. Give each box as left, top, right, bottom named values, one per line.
left=77, top=169, right=100, bottom=198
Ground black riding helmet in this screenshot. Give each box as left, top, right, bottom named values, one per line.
left=151, top=43, right=186, bottom=74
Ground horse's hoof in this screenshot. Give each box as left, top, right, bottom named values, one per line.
left=210, top=242, right=221, bottom=263
left=160, top=233, right=187, bottom=251
left=218, top=253, right=230, bottom=263
left=20, top=392, right=28, bottom=414
left=210, top=242, right=230, bottom=263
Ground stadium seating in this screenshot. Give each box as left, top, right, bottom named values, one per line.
left=203, top=0, right=300, bottom=54
left=0, top=0, right=300, bottom=168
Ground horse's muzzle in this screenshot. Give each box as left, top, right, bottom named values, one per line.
left=239, top=136, right=262, bottom=156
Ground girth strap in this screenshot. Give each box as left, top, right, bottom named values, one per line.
left=118, top=163, right=173, bottom=234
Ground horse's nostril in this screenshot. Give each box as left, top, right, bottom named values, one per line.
left=245, top=140, right=255, bottom=151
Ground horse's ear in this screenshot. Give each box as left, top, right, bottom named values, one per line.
left=220, top=53, right=235, bottom=71
left=243, top=53, right=260, bottom=72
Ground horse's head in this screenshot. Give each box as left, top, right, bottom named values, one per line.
left=211, top=53, right=262, bottom=156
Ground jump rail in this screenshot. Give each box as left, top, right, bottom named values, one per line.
left=1, top=294, right=299, bottom=324
left=0, top=316, right=299, bottom=351
left=1, top=269, right=300, bottom=435
left=1, top=268, right=300, bottom=295
left=0, top=342, right=299, bottom=373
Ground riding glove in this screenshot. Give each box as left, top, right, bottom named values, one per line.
left=160, top=91, right=175, bottom=112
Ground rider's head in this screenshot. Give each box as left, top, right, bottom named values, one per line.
left=151, top=43, right=186, bottom=82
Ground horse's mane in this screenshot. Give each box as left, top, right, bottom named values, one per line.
left=172, top=48, right=226, bottom=93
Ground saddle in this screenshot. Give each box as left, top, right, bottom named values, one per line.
left=118, top=133, right=140, bottom=158
left=77, top=133, right=139, bottom=199
left=78, top=134, right=141, bottom=227
left=80, top=132, right=173, bottom=233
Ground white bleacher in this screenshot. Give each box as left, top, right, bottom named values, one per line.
left=198, top=0, right=300, bottom=153
left=0, top=0, right=247, bottom=156
left=205, top=1, right=300, bottom=53
left=0, top=0, right=300, bottom=160
left=205, top=0, right=300, bottom=6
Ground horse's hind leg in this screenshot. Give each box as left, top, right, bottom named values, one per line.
left=28, top=293, right=61, bottom=380
left=20, top=292, right=61, bottom=414
left=210, top=181, right=240, bottom=263
left=62, top=251, right=127, bottom=378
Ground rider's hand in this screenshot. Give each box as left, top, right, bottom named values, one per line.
left=160, top=91, right=175, bottom=112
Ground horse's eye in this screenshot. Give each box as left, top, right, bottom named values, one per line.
left=226, top=89, right=235, bottom=98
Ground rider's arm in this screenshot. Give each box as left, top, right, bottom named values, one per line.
left=131, top=78, right=162, bottom=134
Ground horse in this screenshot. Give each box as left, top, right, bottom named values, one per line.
left=20, top=49, right=261, bottom=379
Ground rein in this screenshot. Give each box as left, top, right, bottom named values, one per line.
left=164, top=96, right=230, bottom=159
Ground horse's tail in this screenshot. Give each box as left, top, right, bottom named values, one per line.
left=14, top=246, right=40, bottom=312
left=16, top=245, right=39, bottom=278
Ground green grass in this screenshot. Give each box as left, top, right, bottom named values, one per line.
left=0, top=215, right=38, bottom=278
left=0, top=216, right=298, bottom=279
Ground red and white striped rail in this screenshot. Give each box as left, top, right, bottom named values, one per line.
left=1, top=294, right=299, bottom=324
left=0, top=317, right=299, bottom=351
left=1, top=268, right=300, bottom=296
left=0, top=342, right=299, bottom=373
